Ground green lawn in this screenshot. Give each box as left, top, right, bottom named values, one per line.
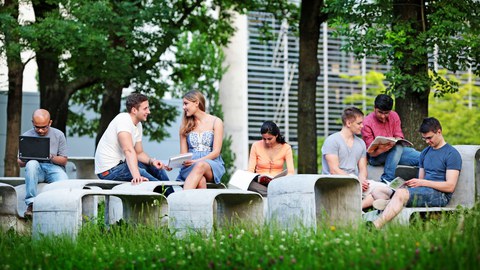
left=1, top=205, right=479, bottom=269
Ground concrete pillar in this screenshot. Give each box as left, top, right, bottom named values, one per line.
left=219, top=13, right=249, bottom=171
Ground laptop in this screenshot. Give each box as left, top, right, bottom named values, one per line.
left=19, top=136, right=50, bottom=161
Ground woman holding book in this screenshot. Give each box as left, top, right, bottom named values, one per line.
left=247, top=121, right=295, bottom=196
left=177, top=90, right=225, bottom=189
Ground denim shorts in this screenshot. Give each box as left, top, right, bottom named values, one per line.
left=406, top=187, right=449, bottom=207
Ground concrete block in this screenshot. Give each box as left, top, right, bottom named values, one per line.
left=68, top=157, right=96, bottom=179
left=109, top=181, right=183, bottom=224
left=0, top=183, right=20, bottom=231
left=367, top=165, right=419, bottom=182
left=267, top=174, right=362, bottom=230
left=0, top=177, right=25, bottom=186
left=15, top=183, right=47, bottom=218
left=42, top=179, right=125, bottom=192
left=206, top=183, right=227, bottom=189
left=167, top=189, right=263, bottom=235
left=33, top=189, right=167, bottom=238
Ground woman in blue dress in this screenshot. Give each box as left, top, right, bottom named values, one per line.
left=177, top=90, right=225, bottom=189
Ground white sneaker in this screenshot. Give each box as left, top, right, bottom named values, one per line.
left=373, top=199, right=390, bottom=210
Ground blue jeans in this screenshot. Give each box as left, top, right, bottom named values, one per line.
left=25, top=160, right=68, bottom=205
left=407, top=187, right=449, bottom=207
left=97, top=162, right=172, bottom=196
left=368, top=145, right=420, bottom=182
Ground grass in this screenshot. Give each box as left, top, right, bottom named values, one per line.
left=1, top=205, right=479, bottom=269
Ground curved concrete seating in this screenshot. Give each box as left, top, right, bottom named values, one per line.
left=0, top=183, right=22, bottom=231
left=267, top=174, right=361, bottom=230
left=68, top=157, right=96, bottom=179
left=109, top=181, right=184, bottom=224
left=1, top=183, right=46, bottom=231
left=167, top=189, right=263, bottom=235
left=15, top=183, right=48, bottom=218
left=206, top=183, right=227, bottom=189
left=42, top=179, right=125, bottom=192
left=367, top=165, right=419, bottom=182
left=394, top=145, right=480, bottom=224
left=42, top=179, right=127, bottom=222
left=0, top=177, right=25, bottom=186
left=33, top=188, right=167, bottom=238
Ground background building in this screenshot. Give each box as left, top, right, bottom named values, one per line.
left=220, top=11, right=479, bottom=171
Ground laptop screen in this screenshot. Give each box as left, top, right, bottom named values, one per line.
left=19, top=136, right=50, bottom=161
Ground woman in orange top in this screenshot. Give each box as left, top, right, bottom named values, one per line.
left=248, top=121, right=295, bottom=196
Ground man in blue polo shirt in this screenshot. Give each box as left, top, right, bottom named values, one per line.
left=370, top=117, right=462, bottom=229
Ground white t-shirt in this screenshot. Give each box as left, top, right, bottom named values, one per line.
left=94, top=113, right=142, bottom=174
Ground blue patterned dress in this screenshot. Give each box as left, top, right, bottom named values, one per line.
left=177, top=131, right=225, bottom=184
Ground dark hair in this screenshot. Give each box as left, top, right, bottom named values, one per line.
left=419, top=117, right=442, bottom=133
left=341, top=107, right=364, bottom=125
left=126, top=93, right=148, bottom=113
left=374, top=94, right=394, bottom=111
left=260, top=121, right=286, bottom=144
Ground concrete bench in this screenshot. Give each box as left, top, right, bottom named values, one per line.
left=167, top=189, right=263, bottom=235
left=367, top=165, right=419, bottom=182
left=42, top=179, right=125, bottom=192
left=206, top=182, right=227, bottom=189
left=0, top=183, right=27, bottom=231
left=42, top=179, right=127, bottom=221
left=267, top=174, right=361, bottom=230
left=32, top=188, right=167, bottom=238
left=0, top=177, right=25, bottom=186
left=68, top=157, right=97, bottom=179
left=109, top=181, right=184, bottom=224
left=15, top=183, right=48, bottom=218
left=393, top=145, right=480, bottom=224
left=109, top=181, right=227, bottom=224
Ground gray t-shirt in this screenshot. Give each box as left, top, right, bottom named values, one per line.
left=22, top=127, right=68, bottom=157
left=321, top=132, right=366, bottom=175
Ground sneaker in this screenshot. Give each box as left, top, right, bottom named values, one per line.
left=24, top=203, right=33, bottom=219
left=373, top=199, right=390, bottom=211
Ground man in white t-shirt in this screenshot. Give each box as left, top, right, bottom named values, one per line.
left=95, top=93, right=171, bottom=192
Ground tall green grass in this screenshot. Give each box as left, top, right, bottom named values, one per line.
left=1, top=205, right=479, bottom=269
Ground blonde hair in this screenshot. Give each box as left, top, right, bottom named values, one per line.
left=180, top=90, right=206, bottom=135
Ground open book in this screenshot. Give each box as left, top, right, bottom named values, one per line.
left=164, top=153, right=193, bottom=168
left=388, top=176, right=407, bottom=190
left=367, top=136, right=413, bottom=154
left=228, top=169, right=288, bottom=190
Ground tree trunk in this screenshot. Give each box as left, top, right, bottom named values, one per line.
left=392, top=0, right=430, bottom=149
left=32, top=1, right=70, bottom=133
left=95, top=85, right=123, bottom=148
left=395, top=92, right=429, bottom=150
left=3, top=0, right=22, bottom=176
left=297, top=0, right=323, bottom=173
left=36, top=49, right=69, bottom=133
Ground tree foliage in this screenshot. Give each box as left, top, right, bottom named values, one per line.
left=429, top=70, right=480, bottom=145
left=342, top=69, right=480, bottom=145
left=1, top=0, right=296, bottom=176
left=329, top=0, right=480, bottom=95
left=328, top=0, right=480, bottom=147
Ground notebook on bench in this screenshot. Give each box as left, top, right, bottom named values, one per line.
left=19, top=136, right=50, bottom=161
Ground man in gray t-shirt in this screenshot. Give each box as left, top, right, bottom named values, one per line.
left=321, top=107, right=386, bottom=209
left=17, top=109, right=68, bottom=219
